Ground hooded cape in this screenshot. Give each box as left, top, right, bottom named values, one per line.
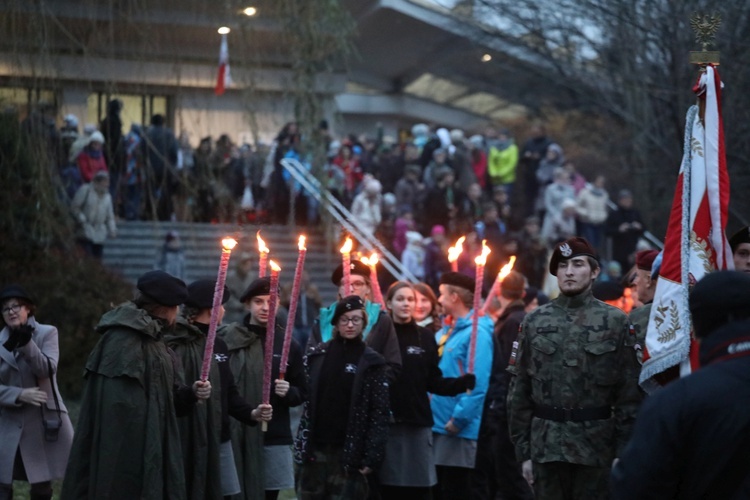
left=219, top=322, right=264, bottom=500
left=164, top=318, right=223, bottom=500
left=61, top=302, right=187, bottom=500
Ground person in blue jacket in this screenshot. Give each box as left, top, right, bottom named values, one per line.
left=431, top=272, right=494, bottom=500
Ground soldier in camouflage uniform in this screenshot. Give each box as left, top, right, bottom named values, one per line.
left=507, top=237, right=641, bottom=499
left=629, top=249, right=660, bottom=365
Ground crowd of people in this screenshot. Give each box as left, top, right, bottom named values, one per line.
left=31, top=99, right=651, bottom=277
left=11, top=103, right=750, bottom=499
left=5, top=224, right=750, bottom=499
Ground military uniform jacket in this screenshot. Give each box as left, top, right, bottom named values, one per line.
left=507, top=290, right=640, bottom=467
left=629, top=302, right=651, bottom=365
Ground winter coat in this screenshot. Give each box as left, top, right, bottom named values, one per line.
left=0, top=318, right=73, bottom=485
left=611, top=319, right=750, bottom=499
left=576, top=186, right=610, bottom=225
left=390, top=321, right=466, bottom=426
left=401, top=242, right=426, bottom=281
left=487, top=140, right=519, bottom=185
left=394, top=177, right=420, bottom=212
left=76, top=149, right=108, bottom=183
left=219, top=322, right=265, bottom=500
left=431, top=311, right=494, bottom=440
left=350, top=192, right=382, bottom=237
left=165, top=319, right=257, bottom=500
left=294, top=339, right=390, bottom=471
left=543, top=182, right=575, bottom=220
left=71, top=183, right=117, bottom=244
left=309, top=301, right=402, bottom=379
left=61, top=302, right=198, bottom=500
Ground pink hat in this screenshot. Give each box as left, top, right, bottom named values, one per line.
left=431, top=225, right=446, bottom=236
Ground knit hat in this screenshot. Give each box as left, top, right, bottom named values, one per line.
left=186, top=279, right=230, bottom=309
left=331, top=295, right=366, bottom=325
left=88, top=131, right=105, bottom=144
left=137, top=271, right=188, bottom=306
left=440, top=272, right=475, bottom=293
left=549, top=237, right=598, bottom=276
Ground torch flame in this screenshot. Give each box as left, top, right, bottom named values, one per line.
left=368, top=252, right=379, bottom=266
left=474, top=240, right=491, bottom=266
left=222, top=237, right=238, bottom=251
left=269, top=260, right=281, bottom=272
left=256, top=231, right=269, bottom=254
left=448, top=236, right=466, bottom=263
left=497, top=255, right=517, bottom=281
left=298, top=235, right=306, bottom=251
left=340, top=237, right=353, bottom=254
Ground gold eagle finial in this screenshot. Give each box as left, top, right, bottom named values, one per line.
left=690, top=13, right=721, bottom=51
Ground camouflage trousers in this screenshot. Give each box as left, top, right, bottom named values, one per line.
left=533, top=461, right=610, bottom=500
left=295, top=446, right=369, bottom=499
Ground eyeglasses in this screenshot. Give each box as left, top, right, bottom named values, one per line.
left=1, top=304, right=22, bottom=315
left=338, top=316, right=364, bottom=326
left=346, top=281, right=367, bottom=290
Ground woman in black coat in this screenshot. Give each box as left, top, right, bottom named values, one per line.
left=377, top=282, right=475, bottom=499
left=294, top=296, right=391, bottom=499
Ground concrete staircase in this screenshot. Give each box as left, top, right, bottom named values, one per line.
left=102, top=221, right=339, bottom=305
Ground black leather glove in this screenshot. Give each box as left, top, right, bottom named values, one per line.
left=3, top=324, right=34, bottom=351
left=14, top=324, right=34, bottom=348
left=459, top=373, right=476, bottom=391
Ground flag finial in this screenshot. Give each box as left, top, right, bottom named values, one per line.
left=689, top=13, right=720, bottom=67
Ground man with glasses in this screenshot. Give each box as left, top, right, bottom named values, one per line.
left=308, top=260, right=402, bottom=377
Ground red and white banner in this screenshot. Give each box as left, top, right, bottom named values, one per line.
left=640, top=65, right=732, bottom=392
left=215, top=33, right=232, bottom=96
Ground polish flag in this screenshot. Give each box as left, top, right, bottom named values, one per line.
left=215, top=33, right=232, bottom=96
left=639, top=65, right=732, bottom=392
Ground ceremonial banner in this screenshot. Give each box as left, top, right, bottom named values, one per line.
left=215, top=33, right=232, bottom=96
left=640, top=65, right=731, bottom=392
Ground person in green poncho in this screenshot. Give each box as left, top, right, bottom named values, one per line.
left=61, top=271, right=212, bottom=500
left=220, top=277, right=307, bottom=500
left=166, top=279, right=273, bottom=500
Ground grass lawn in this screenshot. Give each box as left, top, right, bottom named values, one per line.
left=11, top=399, right=299, bottom=499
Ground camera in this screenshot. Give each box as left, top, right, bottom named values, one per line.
left=43, top=419, right=61, bottom=442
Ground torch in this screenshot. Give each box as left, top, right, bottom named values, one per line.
left=280, top=236, right=306, bottom=380
left=261, top=260, right=281, bottom=432
left=257, top=231, right=269, bottom=278
left=469, top=240, right=491, bottom=374
left=448, top=236, right=466, bottom=273
left=200, top=237, right=238, bottom=382
left=340, top=237, right=353, bottom=297
left=362, top=252, right=385, bottom=308
left=481, top=255, right=517, bottom=314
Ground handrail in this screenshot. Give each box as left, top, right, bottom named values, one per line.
left=280, top=158, right=420, bottom=283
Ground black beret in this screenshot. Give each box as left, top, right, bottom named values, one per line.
left=549, top=237, right=598, bottom=276
left=592, top=281, right=624, bottom=302
left=440, top=272, right=475, bottom=293
left=331, top=295, right=366, bottom=325
left=239, top=277, right=272, bottom=303
left=0, top=284, right=34, bottom=305
left=186, top=279, right=230, bottom=309
left=137, top=271, right=188, bottom=306
left=690, top=271, right=750, bottom=315
left=331, top=260, right=370, bottom=286
left=728, top=226, right=750, bottom=252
